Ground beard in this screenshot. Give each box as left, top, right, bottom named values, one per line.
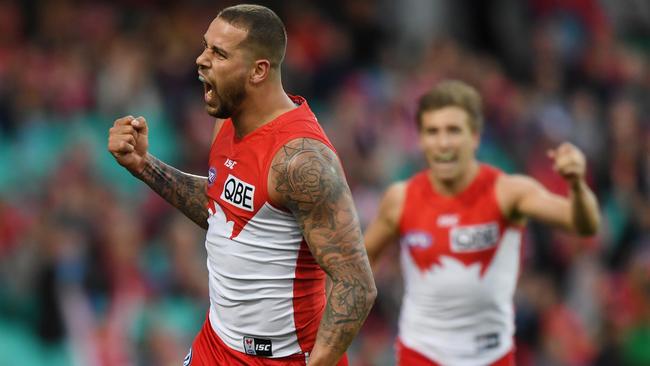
left=206, top=78, right=247, bottom=119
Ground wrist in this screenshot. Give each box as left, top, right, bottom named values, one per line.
left=307, top=345, right=341, bottom=366
left=570, top=177, right=586, bottom=192
left=131, top=153, right=151, bottom=178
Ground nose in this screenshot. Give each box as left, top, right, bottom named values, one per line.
left=196, top=48, right=210, bottom=69
left=436, top=132, right=452, bottom=149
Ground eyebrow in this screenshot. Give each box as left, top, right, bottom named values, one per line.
left=203, top=37, right=229, bottom=57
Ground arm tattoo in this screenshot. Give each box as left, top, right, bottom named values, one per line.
left=272, top=138, right=376, bottom=355
left=138, top=154, right=209, bottom=230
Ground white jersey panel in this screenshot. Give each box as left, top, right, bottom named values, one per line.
left=399, top=228, right=522, bottom=366
left=205, top=201, right=304, bottom=357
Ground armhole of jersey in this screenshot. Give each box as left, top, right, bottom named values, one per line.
left=493, top=170, right=525, bottom=228
left=493, top=172, right=507, bottom=220
left=396, top=179, right=412, bottom=234
left=261, top=132, right=334, bottom=213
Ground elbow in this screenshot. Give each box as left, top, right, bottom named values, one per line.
left=580, top=225, right=600, bottom=237
left=365, top=288, right=377, bottom=316
left=368, top=281, right=378, bottom=305
left=363, top=277, right=378, bottom=313
left=576, top=227, right=597, bottom=237
left=575, top=218, right=601, bottom=237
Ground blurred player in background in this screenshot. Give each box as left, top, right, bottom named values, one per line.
left=364, top=80, right=600, bottom=366
left=108, top=4, right=375, bottom=366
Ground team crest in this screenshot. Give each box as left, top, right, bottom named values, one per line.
left=208, top=167, right=217, bottom=186
left=401, top=231, right=433, bottom=248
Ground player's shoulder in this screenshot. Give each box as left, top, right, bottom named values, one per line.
left=272, top=137, right=336, bottom=163
left=268, top=137, right=346, bottom=207
left=384, top=181, right=407, bottom=204
left=377, top=181, right=408, bottom=224
left=496, top=173, right=545, bottom=203
left=498, top=173, right=541, bottom=190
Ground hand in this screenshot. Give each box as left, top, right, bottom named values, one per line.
left=547, top=142, right=586, bottom=185
left=108, top=115, right=149, bottom=175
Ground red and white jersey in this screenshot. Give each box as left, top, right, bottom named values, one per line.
left=204, top=96, right=333, bottom=359
left=397, top=164, right=523, bottom=365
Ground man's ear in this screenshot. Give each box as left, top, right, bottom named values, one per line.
left=250, top=59, right=271, bottom=84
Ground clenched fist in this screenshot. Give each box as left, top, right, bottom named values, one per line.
left=547, top=142, right=586, bottom=184
left=108, top=115, right=149, bottom=175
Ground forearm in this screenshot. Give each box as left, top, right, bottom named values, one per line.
left=309, top=261, right=376, bottom=365
left=136, top=154, right=209, bottom=229
left=570, top=180, right=600, bottom=235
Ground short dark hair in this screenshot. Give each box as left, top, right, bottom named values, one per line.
left=416, top=80, right=483, bottom=132
left=217, top=4, right=287, bottom=69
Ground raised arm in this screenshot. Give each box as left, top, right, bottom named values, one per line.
left=108, top=116, right=209, bottom=229
left=138, top=155, right=209, bottom=229
left=268, top=138, right=376, bottom=366
left=501, top=142, right=600, bottom=235
left=364, top=182, right=406, bottom=267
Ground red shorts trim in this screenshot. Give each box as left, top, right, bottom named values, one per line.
left=396, top=339, right=515, bottom=366
left=187, top=317, right=348, bottom=365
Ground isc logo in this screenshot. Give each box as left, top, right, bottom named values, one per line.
left=221, top=174, right=255, bottom=211
left=243, top=336, right=273, bottom=356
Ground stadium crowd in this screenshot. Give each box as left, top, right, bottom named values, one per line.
left=0, top=0, right=648, bottom=365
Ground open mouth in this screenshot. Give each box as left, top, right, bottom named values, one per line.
left=434, top=153, right=457, bottom=163
left=199, top=74, right=215, bottom=103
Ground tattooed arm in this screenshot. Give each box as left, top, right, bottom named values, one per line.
left=138, top=154, right=209, bottom=229
left=108, top=115, right=209, bottom=229
left=268, top=138, right=377, bottom=366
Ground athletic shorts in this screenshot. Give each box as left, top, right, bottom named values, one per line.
left=184, top=316, right=349, bottom=365
left=396, top=339, right=515, bottom=366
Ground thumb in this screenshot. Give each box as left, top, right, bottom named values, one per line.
left=131, top=116, right=149, bottom=136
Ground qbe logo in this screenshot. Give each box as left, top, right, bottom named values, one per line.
left=221, top=174, right=255, bottom=211
left=450, top=222, right=499, bottom=252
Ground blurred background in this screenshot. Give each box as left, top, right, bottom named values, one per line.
left=0, top=0, right=649, bottom=365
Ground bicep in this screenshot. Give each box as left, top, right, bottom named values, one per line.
left=268, top=138, right=370, bottom=278
left=509, top=175, right=572, bottom=230
left=364, top=183, right=405, bottom=265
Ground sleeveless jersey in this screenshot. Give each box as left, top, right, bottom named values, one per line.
left=397, top=164, right=523, bottom=365
left=204, top=96, right=334, bottom=359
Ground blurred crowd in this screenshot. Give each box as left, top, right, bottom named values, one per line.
left=0, top=0, right=649, bottom=365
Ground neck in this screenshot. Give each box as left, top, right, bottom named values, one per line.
left=231, top=80, right=295, bottom=138
left=430, top=160, right=480, bottom=196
